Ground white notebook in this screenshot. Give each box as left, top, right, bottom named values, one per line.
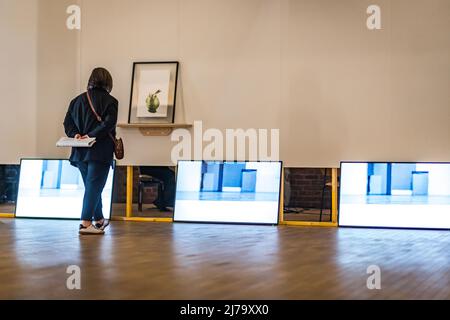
left=56, top=137, right=96, bottom=148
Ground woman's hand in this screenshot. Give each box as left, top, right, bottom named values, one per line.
left=74, top=134, right=82, bottom=140
left=80, top=135, right=90, bottom=140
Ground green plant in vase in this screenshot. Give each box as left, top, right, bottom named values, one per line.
left=146, top=89, right=162, bottom=113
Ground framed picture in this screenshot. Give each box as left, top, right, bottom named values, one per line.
left=128, top=61, right=179, bottom=124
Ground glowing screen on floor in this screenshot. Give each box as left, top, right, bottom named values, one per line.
left=15, top=159, right=115, bottom=219
left=174, top=161, right=282, bottom=224
left=339, top=162, right=450, bottom=229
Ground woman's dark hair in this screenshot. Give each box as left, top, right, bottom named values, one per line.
left=87, top=67, right=113, bottom=93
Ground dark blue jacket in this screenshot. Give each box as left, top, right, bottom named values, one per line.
left=63, top=88, right=118, bottom=165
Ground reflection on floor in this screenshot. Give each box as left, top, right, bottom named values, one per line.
left=1, top=218, right=449, bottom=299
left=342, top=195, right=450, bottom=205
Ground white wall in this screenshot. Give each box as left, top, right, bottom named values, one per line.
left=246, top=162, right=282, bottom=193
left=17, top=160, right=43, bottom=190
left=77, top=0, right=450, bottom=166
left=176, top=161, right=202, bottom=192
left=1, top=0, right=449, bottom=166
left=35, top=0, right=79, bottom=159
left=416, top=164, right=450, bottom=196
left=0, top=0, right=77, bottom=164
left=0, top=0, right=38, bottom=164
left=340, top=163, right=368, bottom=195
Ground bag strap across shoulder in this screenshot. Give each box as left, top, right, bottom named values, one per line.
left=86, top=90, right=116, bottom=141
left=86, top=90, right=103, bottom=122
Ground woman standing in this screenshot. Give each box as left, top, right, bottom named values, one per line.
left=63, top=68, right=118, bottom=235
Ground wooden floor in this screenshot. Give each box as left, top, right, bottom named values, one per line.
left=0, top=218, right=449, bottom=299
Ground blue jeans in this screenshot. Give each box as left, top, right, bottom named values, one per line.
left=76, top=161, right=111, bottom=221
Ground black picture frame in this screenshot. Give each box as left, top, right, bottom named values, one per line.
left=128, top=61, right=179, bottom=124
